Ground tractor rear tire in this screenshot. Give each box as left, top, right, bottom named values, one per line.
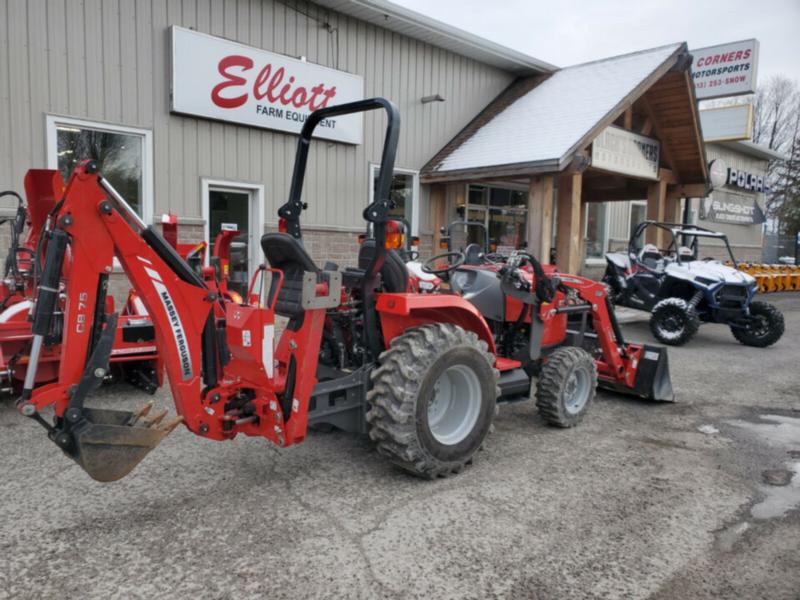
left=366, top=323, right=499, bottom=478
left=649, top=297, right=700, bottom=346
left=731, top=301, right=785, bottom=347
left=536, top=347, right=596, bottom=428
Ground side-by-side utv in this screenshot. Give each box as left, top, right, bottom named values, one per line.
left=604, top=221, right=784, bottom=347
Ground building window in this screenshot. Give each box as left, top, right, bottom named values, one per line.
left=629, top=201, right=647, bottom=239
left=46, top=116, right=154, bottom=223
left=465, top=184, right=528, bottom=253
left=370, top=164, right=419, bottom=235
left=584, top=202, right=608, bottom=259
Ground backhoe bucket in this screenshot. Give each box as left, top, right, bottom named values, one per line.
left=600, top=344, right=674, bottom=402
left=59, top=403, right=182, bottom=482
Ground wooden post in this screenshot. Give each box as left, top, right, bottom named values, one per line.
left=526, top=175, right=554, bottom=261
left=665, top=186, right=682, bottom=223
left=646, top=178, right=668, bottom=247
left=430, top=183, right=446, bottom=250
left=556, top=172, right=583, bottom=274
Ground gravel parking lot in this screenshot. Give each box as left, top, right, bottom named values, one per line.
left=1, top=294, right=799, bottom=600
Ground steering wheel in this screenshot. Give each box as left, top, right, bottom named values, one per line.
left=422, top=252, right=465, bottom=279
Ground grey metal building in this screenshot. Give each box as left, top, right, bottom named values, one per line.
left=0, top=0, right=554, bottom=289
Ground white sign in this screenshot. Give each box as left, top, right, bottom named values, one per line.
left=170, top=27, right=364, bottom=144
left=700, top=104, right=753, bottom=142
left=691, top=39, right=759, bottom=100
left=591, top=126, right=660, bottom=180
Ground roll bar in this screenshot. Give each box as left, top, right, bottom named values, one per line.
left=445, top=219, right=489, bottom=253
left=279, top=97, right=400, bottom=247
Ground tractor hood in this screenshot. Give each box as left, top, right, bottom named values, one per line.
left=665, top=260, right=755, bottom=286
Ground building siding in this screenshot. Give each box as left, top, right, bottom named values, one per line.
left=0, top=0, right=514, bottom=235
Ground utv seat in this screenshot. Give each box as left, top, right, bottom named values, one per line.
left=639, top=244, right=664, bottom=272
left=261, top=233, right=319, bottom=318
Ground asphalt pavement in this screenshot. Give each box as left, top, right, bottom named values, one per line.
left=1, top=294, right=799, bottom=599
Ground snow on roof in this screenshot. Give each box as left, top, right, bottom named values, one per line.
left=433, top=43, right=683, bottom=174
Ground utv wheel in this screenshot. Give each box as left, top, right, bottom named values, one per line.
left=731, top=301, right=785, bottom=347
left=650, top=297, right=700, bottom=346
left=366, top=323, right=499, bottom=478
left=536, top=347, right=597, bottom=428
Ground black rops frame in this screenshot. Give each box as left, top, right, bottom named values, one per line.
left=277, top=97, right=400, bottom=361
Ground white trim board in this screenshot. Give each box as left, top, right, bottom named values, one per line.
left=45, top=114, right=154, bottom=225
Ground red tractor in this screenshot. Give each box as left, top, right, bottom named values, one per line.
left=0, top=171, right=161, bottom=395
left=15, top=98, right=672, bottom=483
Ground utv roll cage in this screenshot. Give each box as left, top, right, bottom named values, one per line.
left=629, top=220, right=739, bottom=268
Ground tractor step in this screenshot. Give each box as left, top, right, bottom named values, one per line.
left=497, top=368, right=531, bottom=403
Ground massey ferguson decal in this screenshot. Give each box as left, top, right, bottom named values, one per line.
left=171, top=26, right=364, bottom=144
left=139, top=262, right=193, bottom=381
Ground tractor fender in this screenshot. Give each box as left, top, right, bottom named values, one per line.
left=375, top=293, right=496, bottom=355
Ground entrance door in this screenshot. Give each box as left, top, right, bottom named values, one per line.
left=203, top=181, right=265, bottom=299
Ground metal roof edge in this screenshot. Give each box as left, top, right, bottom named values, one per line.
left=313, top=0, right=557, bottom=73
left=717, top=140, right=790, bottom=162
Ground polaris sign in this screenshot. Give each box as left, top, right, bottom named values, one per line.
left=727, top=168, right=768, bottom=193
left=170, top=26, right=364, bottom=144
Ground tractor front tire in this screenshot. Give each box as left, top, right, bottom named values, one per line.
left=731, top=301, right=785, bottom=347
left=366, top=323, right=499, bottom=478
left=536, top=347, right=597, bottom=428
left=649, top=297, right=700, bottom=346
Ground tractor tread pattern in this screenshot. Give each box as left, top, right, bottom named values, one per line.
left=536, top=346, right=597, bottom=428
left=366, top=323, right=499, bottom=479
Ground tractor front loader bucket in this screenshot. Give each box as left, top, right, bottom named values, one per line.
left=56, top=404, right=182, bottom=482
left=598, top=343, right=674, bottom=402
left=630, top=344, right=674, bottom=402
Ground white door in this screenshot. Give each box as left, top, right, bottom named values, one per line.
left=202, top=180, right=265, bottom=298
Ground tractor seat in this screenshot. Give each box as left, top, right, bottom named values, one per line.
left=357, top=239, right=409, bottom=293
left=261, top=233, right=319, bottom=318
left=464, top=243, right=483, bottom=265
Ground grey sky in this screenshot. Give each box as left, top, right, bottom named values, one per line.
left=393, top=0, right=800, bottom=83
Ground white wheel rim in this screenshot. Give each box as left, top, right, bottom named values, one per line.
left=428, top=364, right=482, bottom=445
left=563, top=367, right=590, bottom=415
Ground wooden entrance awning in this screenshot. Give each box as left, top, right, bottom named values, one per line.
left=421, top=43, right=709, bottom=191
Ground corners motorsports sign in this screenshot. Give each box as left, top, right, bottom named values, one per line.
left=591, top=126, right=660, bottom=180
left=691, top=39, right=759, bottom=100
left=170, top=27, right=364, bottom=144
